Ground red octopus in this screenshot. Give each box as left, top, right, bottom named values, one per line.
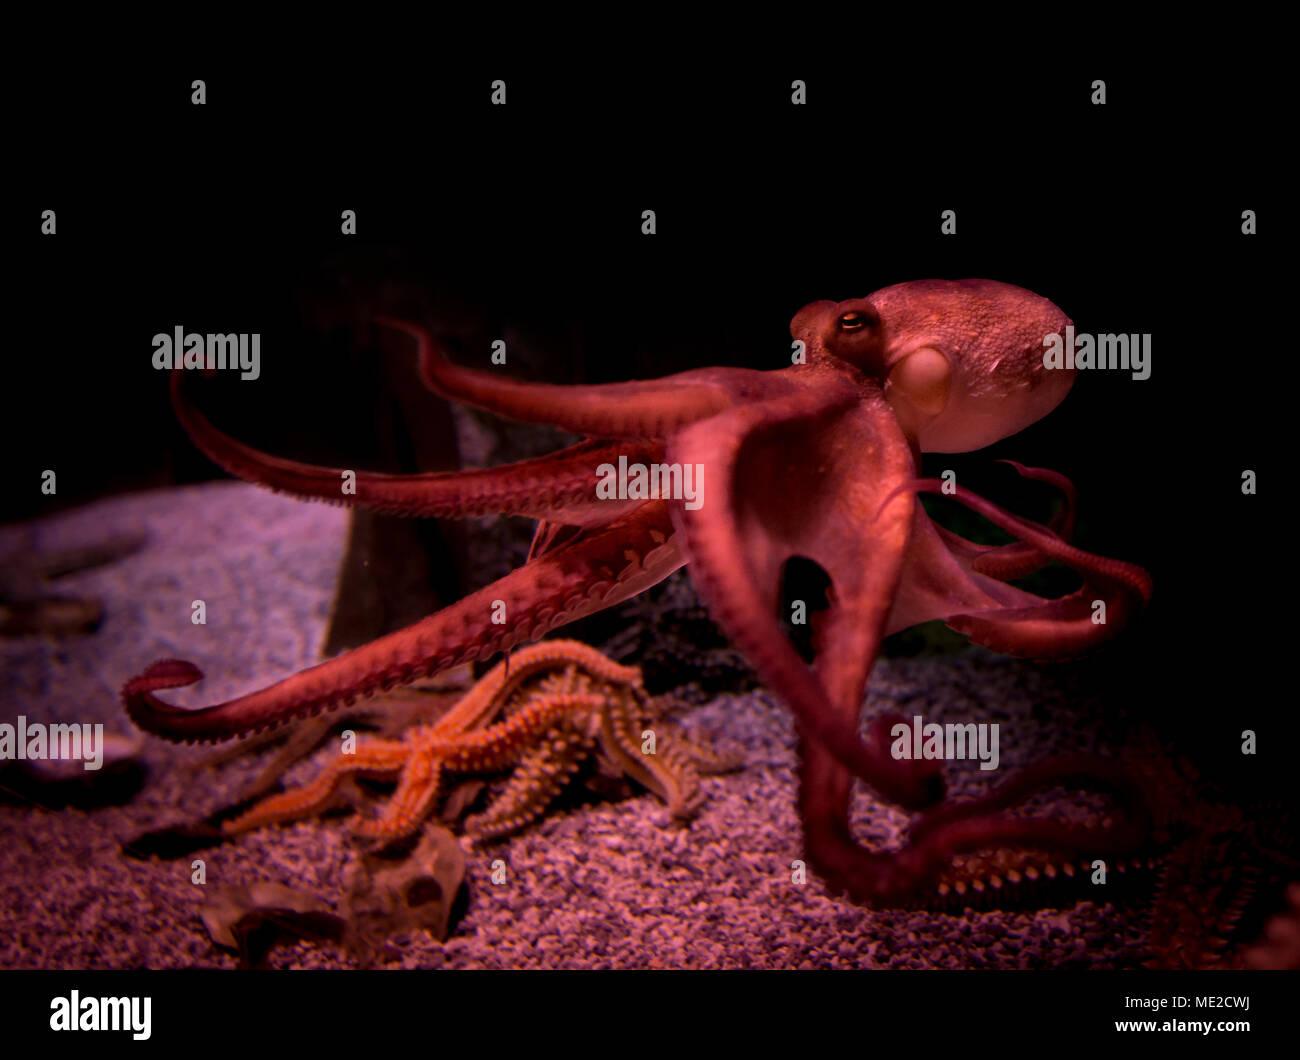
left=124, top=278, right=1153, bottom=903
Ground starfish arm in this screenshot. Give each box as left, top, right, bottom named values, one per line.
left=591, top=690, right=703, bottom=817
left=379, top=317, right=778, bottom=441
left=622, top=745, right=703, bottom=818
left=122, top=505, right=683, bottom=743
left=172, top=369, right=656, bottom=525
left=221, top=739, right=409, bottom=833
left=463, top=730, right=592, bottom=841
left=431, top=640, right=643, bottom=740
left=644, top=741, right=707, bottom=818
left=429, top=691, right=606, bottom=772
left=352, top=757, right=444, bottom=840
left=662, top=728, right=743, bottom=775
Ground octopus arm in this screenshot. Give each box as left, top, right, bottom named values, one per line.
left=380, top=317, right=776, bottom=442
left=667, top=380, right=938, bottom=809
left=171, top=369, right=655, bottom=525
left=933, top=460, right=1078, bottom=580
left=895, top=478, right=1152, bottom=659
left=123, top=502, right=684, bottom=743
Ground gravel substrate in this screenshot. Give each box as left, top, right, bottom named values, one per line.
left=0, top=483, right=1151, bottom=969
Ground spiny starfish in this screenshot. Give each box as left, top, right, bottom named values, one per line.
left=220, top=639, right=737, bottom=842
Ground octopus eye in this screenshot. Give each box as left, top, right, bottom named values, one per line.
left=839, top=311, right=869, bottom=330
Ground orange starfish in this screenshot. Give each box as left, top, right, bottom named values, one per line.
left=220, top=639, right=736, bottom=842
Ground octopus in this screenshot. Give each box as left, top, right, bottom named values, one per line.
left=124, top=278, right=1154, bottom=905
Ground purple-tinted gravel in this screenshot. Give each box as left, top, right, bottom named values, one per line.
left=0, top=484, right=1149, bottom=969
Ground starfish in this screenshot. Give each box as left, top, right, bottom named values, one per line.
left=219, top=639, right=736, bottom=842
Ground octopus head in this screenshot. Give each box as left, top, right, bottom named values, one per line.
left=791, top=278, right=1076, bottom=453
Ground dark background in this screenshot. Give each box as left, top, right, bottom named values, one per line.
left=7, top=58, right=1289, bottom=789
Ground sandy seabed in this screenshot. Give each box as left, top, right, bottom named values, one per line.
left=0, top=483, right=1150, bottom=969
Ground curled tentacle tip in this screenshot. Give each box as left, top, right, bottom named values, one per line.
left=121, top=660, right=206, bottom=737
left=372, top=316, right=433, bottom=356
left=1133, top=579, right=1154, bottom=608
left=125, top=658, right=204, bottom=690
left=372, top=316, right=458, bottom=393
left=993, top=459, right=1076, bottom=497
left=372, top=316, right=437, bottom=349
left=994, top=458, right=1033, bottom=475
